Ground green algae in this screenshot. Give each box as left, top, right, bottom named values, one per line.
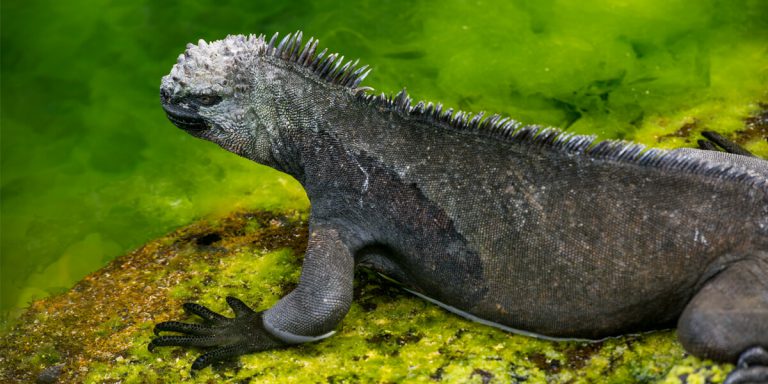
left=0, top=210, right=737, bottom=383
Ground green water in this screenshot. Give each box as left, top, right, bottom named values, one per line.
left=1, top=0, right=766, bottom=326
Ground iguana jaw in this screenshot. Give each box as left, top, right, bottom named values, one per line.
left=161, top=92, right=207, bottom=132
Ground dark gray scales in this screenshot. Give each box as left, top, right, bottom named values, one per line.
left=151, top=32, right=768, bottom=383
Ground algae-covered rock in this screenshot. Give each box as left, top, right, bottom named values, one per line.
left=0, top=210, right=734, bottom=384
left=1, top=108, right=765, bottom=383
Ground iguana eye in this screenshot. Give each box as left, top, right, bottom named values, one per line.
left=193, top=94, right=222, bottom=107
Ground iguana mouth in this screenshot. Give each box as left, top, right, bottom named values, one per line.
left=162, top=102, right=207, bottom=131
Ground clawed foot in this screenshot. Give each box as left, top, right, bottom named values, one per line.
left=697, top=131, right=754, bottom=157
left=148, top=296, right=286, bottom=372
left=724, top=346, right=768, bottom=384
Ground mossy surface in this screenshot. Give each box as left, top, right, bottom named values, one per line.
left=0, top=209, right=738, bottom=384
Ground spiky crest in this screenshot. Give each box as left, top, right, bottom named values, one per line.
left=264, top=31, right=372, bottom=89
left=358, top=88, right=767, bottom=193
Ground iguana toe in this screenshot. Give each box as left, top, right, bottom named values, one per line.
left=191, top=344, right=251, bottom=371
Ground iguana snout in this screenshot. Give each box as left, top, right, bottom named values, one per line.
left=160, top=90, right=211, bottom=133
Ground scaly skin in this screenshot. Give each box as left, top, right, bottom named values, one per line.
left=150, top=32, right=768, bottom=382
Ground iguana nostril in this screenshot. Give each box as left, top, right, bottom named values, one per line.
left=160, top=88, right=172, bottom=104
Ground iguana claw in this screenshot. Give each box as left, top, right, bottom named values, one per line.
left=723, top=347, right=768, bottom=384
left=148, top=296, right=286, bottom=372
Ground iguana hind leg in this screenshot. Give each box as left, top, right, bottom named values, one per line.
left=697, top=131, right=755, bottom=157
left=677, top=253, right=768, bottom=384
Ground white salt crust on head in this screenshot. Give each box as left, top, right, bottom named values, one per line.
left=161, top=34, right=266, bottom=98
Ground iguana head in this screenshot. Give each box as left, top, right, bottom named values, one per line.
left=160, top=32, right=371, bottom=168
left=160, top=34, right=268, bottom=159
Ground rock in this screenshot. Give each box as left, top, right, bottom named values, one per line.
left=0, top=209, right=734, bottom=383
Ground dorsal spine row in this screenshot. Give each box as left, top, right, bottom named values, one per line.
left=263, top=31, right=766, bottom=193
left=266, top=31, right=371, bottom=89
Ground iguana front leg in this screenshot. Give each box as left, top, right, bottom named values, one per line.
left=148, top=222, right=355, bottom=371
left=262, top=223, right=355, bottom=341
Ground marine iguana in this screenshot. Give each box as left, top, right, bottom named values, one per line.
left=150, top=32, right=768, bottom=383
